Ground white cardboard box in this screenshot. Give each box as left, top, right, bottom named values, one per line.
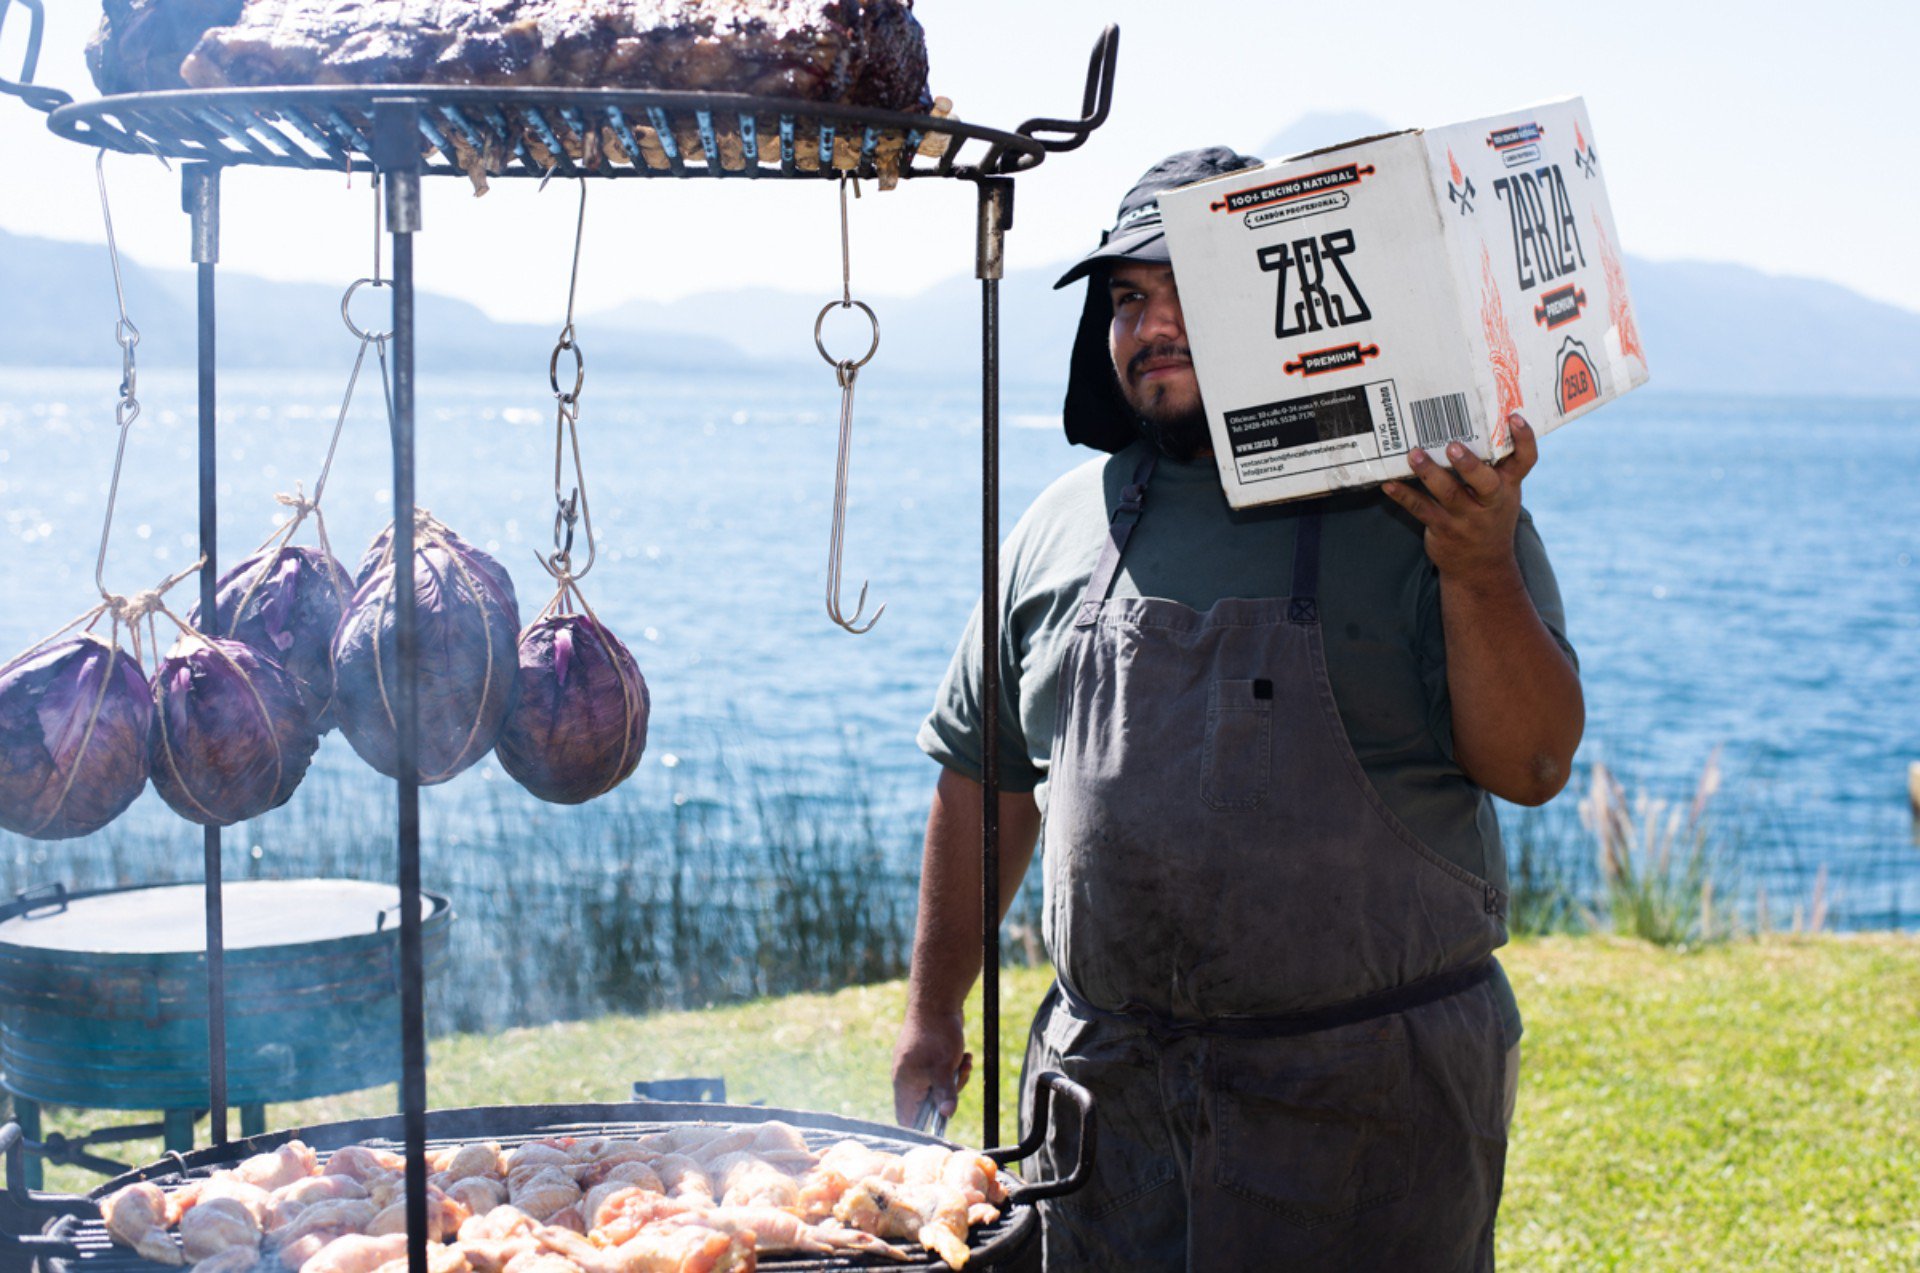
left=1160, top=97, right=1650, bottom=508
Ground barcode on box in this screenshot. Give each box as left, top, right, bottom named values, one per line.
left=1409, top=393, right=1473, bottom=449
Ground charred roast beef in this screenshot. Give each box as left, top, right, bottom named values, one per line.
left=137, top=0, right=934, bottom=109
left=87, top=0, right=246, bottom=95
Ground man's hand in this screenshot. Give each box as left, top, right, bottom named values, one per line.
left=1379, top=413, right=1583, bottom=805
left=891, top=1012, right=972, bottom=1127
left=1381, top=414, right=1538, bottom=587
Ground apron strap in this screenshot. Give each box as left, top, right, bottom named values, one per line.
left=1075, top=455, right=1157, bottom=627
left=1288, top=508, right=1322, bottom=623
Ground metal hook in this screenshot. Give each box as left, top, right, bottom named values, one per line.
left=824, top=358, right=883, bottom=635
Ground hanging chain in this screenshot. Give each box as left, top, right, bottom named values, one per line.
left=815, top=176, right=883, bottom=634
left=92, top=149, right=143, bottom=602
left=543, top=180, right=596, bottom=584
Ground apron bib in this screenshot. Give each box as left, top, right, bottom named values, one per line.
left=1026, top=456, right=1513, bottom=1271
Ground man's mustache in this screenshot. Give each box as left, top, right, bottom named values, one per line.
left=1129, top=344, right=1192, bottom=377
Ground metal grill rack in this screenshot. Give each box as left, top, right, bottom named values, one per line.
left=0, top=6, right=1118, bottom=1270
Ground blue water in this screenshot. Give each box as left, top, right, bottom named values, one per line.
left=1, top=367, right=1916, bottom=929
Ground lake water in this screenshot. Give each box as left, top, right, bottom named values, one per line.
left=2, top=365, right=1917, bottom=972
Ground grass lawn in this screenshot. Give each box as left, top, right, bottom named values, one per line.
left=17, top=936, right=1920, bottom=1269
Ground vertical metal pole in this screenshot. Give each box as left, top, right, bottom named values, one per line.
left=374, top=98, right=428, bottom=1273
left=976, top=177, right=1011, bottom=1150
left=183, top=161, right=228, bottom=1149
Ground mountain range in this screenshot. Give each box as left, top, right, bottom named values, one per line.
left=4, top=228, right=1917, bottom=400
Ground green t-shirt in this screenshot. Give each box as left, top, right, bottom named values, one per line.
left=918, top=440, right=1578, bottom=1048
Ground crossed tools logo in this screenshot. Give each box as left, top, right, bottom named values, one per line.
left=1555, top=336, right=1603, bottom=414
left=1284, top=342, right=1382, bottom=377
left=1446, top=149, right=1476, bottom=215
left=1573, top=122, right=1599, bottom=179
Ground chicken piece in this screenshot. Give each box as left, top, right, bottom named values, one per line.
left=446, top=1178, right=508, bottom=1219
left=835, top=1179, right=973, bottom=1269
left=574, top=1148, right=657, bottom=1189
left=459, top=1205, right=538, bottom=1244
left=448, top=1238, right=538, bottom=1273
left=440, top=1143, right=505, bottom=1183
left=235, top=1142, right=318, bottom=1192
left=601, top=1224, right=750, bottom=1273
left=600, top=1163, right=664, bottom=1194
left=278, top=1234, right=334, bottom=1272
left=705, top=1154, right=798, bottom=1211
left=267, top=1199, right=378, bottom=1248
left=793, top=1167, right=849, bottom=1224
left=364, top=1174, right=409, bottom=1213
left=297, top=1234, right=408, bottom=1273
left=268, top=1176, right=370, bottom=1228
left=500, top=1144, right=571, bottom=1180
left=586, top=1191, right=695, bottom=1247
left=541, top=1205, right=586, bottom=1236
left=508, top=1167, right=581, bottom=1223
left=744, top=1123, right=808, bottom=1158
left=367, top=1187, right=469, bottom=1242
left=178, top=1175, right=275, bottom=1228
left=368, top=1244, right=472, bottom=1273
left=582, top=1181, right=653, bottom=1232
left=102, top=1182, right=186, bottom=1266
left=688, top=1206, right=908, bottom=1260
left=193, top=1247, right=262, bottom=1273
left=648, top=1157, right=712, bottom=1205
left=499, top=1255, right=579, bottom=1273
left=680, top=1132, right=756, bottom=1169
left=899, top=1147, right=1007, bottom=1209
left=182, top=1197, right=263, bottom=1263
left=325, top=1147, right=406, bottom=1182
left=816, top=1141, right=904, bottom=1185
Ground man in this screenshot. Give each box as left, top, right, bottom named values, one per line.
left=893, top=147, right=1583, bottom=1271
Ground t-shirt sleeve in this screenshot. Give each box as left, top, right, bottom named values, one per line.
left=1514, top=506, right=1579, bottom=672
left=917, top=594, right=1043, bottom=792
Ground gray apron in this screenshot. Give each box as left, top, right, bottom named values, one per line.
left=1023, top=457, right=1514, bottom=1271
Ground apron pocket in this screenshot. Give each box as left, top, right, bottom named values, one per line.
left=1206, top=1017, right=1414, bottom=1229
left=1025, top=995, right=1178, bottom=1221
left=1201, top=678, right=1273, bottom=810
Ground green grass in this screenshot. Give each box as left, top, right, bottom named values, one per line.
left=18, top=937, right=1920, bottom=1269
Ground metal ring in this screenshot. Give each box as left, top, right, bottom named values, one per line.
left=814, top=300, right=879, bottom=371
left=340, top=277, right=393, bottom=342
left=550, top=340, right=586, bottom=402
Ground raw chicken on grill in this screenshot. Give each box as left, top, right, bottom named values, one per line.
left=103, top=1125, right=1011, bottom=1272
left=102, top=1182, right=185, bottom=1266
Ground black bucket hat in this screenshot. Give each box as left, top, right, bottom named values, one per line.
left=1058, top=146, right=1263, bottom=453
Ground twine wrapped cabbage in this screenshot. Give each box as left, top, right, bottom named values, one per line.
left=496, top=581, right=648, bottom=805
left=149, top=633, right=319, bottom=827
left=190, top=543, right=351, bottom=733
left=333, top=512, right=521, bottom=785
left=0, top=632, right=153, bottom=840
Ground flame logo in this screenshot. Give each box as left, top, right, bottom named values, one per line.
left=1480, top=245, right=1524, bottom=438
left=1448, top=148, right=1464, bottom=188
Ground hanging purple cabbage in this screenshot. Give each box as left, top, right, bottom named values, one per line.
left=356, top=518, right=518, bottom=619
left=333, top=520, right=521, bottom=785
left=148, top=634, right=318, bottom=827
left=0, top=633, right=152, bottom=840
left=189, top=544, right=350, bottom=733
left=497, top=613, right=649, bottom=804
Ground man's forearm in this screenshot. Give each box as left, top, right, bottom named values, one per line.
left=904, top=768, right=1042, bottom=1019
left=1441, top=562, right=1584, bottom=806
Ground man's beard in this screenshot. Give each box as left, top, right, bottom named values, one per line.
left=1120, top=343, right=1210, bottom=460
left=1137, top=403, right=1210, bottom=461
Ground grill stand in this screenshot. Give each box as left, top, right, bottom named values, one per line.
left=0, top=21, right=1123, bottom=1272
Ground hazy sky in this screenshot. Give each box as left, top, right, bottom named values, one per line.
left=0, top=1, right=1914, bottom=322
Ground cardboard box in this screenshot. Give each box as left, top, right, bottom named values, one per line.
left=1160, top=97, right=1649, bottom=508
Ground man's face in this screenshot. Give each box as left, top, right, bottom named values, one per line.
left=1107, top=262, right=1210, bottom=458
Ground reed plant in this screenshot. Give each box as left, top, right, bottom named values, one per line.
left=1579, top=749, right=1732, bottom=946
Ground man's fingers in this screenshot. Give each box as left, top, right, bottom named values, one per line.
left=1381, top=480, right=1439, bottom=526
left=1446, top=442, right=1502, bottom=501
left=1502, top=414, right=1539, bottom=480
left=1408, top=449, right=1471, bottom=512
